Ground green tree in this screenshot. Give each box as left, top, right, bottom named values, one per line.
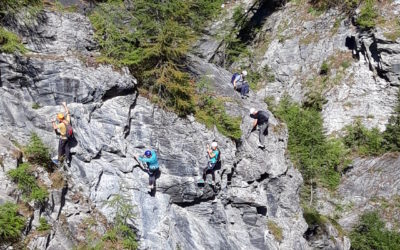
left=0, top=202, right=25, bottom=243
left=350, top=211, right=400, bottom=249
left=383, top=90, right=400, bottom=151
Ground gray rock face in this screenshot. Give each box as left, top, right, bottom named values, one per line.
left=0, top=8, right=309, bottom=250
left=233, top=2, right=400, bottom=135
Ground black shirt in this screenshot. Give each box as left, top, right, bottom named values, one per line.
left=251, top=111, right=269, bottom=125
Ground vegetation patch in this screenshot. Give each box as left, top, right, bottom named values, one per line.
left=274, top=96, right=348, bottom=191
left=343, top=90, right=400, bottom=156
left=37, top=217, right=51, bottom=232
left=350, top=211, right=400, bottom=249
left=0, top=202, right=26, bottom=244
left=0, top=27, right=26, bottom=54
left=7, top=162, right=48, bottom=204
left=356, top=0, right=378, bottom=29
left=24, top=133, right=52, bottom=171
left=89, top=0, right=224, bottom=117
left=383, top=19, right=400, bottom=42
left=267, top=220, right=283, bottom=242
left=195, top=78, right=242, bottom=140
left=76, top=195, right=138, bottom=250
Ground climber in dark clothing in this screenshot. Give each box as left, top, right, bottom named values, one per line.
left=137, top=149, right=159, bottom=190
left=249, top=108, right=269, bottom=148
left=199, top=142, right=220, bottom=185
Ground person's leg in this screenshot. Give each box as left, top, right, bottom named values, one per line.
left=203, top=166, right=208, bottom=180
left=211, top=164, right=216, bottom=181
left=58, top=139, right=65, bottom=161
left=64, top=139, right=70, bottom=163
left=241, top=84, right=249, bottom=96
left=259, top=123, right=267, bottom=146
left=148, top=170, right=154, bottom=186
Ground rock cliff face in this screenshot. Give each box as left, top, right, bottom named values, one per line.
left=0, top=8, right=309, bottom=250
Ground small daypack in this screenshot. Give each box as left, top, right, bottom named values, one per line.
left=66, top=123, right=74, bottom=139
left=231, top=73, right=240, bottom=85
left=216, top=149, right=221, bottom=163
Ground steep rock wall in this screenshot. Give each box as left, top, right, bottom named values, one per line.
left=0, top=9, right=309, bottom=250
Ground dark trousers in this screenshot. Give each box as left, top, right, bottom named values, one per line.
left=58, top=139, right=70, bottom=161
left=258, top=123, right=268, bottom=145
left=236, top=83, right=249, bottom=96
left=203, top=162, right=216, bottom=181
left=148, top=169, right=160, bottom=186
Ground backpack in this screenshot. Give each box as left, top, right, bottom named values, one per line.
left=66, top=124, right=74, bottom=139
left=231, top=73, right=240, bottom=85
left=216, top=149, right=221, bottom=163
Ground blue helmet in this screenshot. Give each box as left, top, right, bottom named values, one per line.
left=144, top=150, right=152, bottom=157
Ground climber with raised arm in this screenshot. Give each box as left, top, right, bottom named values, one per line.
left=249, top=108, right=269, bottom=148
left=199, top=142, right=220, bottom=185
left=137, top=149, right=159, bottom=190
left=52, top=102, right=72, bottom=165
left=231, top=70, right=250, bottom=99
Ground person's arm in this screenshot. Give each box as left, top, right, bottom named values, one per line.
left=206, top=145, right=216, bottom=158
left=252, top=119, right=258, bottom=129
left=62, top=102, right=69, bottom=114
left=52, top=120, right=58, bottom=130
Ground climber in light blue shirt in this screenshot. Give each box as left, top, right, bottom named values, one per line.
left=138, top=149, right=159, bottom=190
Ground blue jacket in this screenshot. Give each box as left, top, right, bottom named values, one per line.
left=139, top=150, right=159, bottom=170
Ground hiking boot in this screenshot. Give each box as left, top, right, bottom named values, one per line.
left=257, top=143, right=265, bottom=148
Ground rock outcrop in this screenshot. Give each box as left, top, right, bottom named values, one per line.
left=0, top=8, right=309, bottom=250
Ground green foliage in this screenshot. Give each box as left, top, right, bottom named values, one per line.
left=37, top=217, right=51, bottom=232
left=350, top=211, right=400, bottom=250
left=24, top=133, right=52, bottom=171
left=0, top=202, right=25, bottom=243
left=320, top=61, right=329, bottom=75
left=7, top=163, right=48, bottom=203
left=303, top=206, right=328, bottom=227
left=267, top=220, right=283, bottom=242
left=303, top=91, right=327, bottom=112
left=356, top=0, right=378, bottom=29
left=383, top=90, right=400, bottom=151
left=31, top=103, right=40, bottom=110
left=275, top=96, right=346, bottom=189
left=90, top=0, right=223, bottom=117
left=0, top=27, right=26, bottom=54
left=0, top=0, right=41, bottom=15
left=195, top=78, right=242, bottom=140
left=343, top=120, right=384, bottom=156
left=103, top=194, right=138, bottom=250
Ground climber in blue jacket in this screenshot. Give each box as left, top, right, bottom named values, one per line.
left=137, top=149, right=159, bottom=190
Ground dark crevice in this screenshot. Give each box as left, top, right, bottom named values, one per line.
left=101, top=86, right=136, bottom=102
left=124, top=91, right=139, bottom=138
left=256, top=172, right=269, bottom=183
left=174, top=195, right=216, bottom=208
left=95, top=170, right=104, bottom=191
left=256, top=206, right=267, bottom=216
left=237, top=0, right=281, bottom=44
left=56, top=184, right=68, bottom=220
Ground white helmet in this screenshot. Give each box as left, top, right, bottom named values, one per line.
left=211, top=142, right=218, bottom=148
left=250, top=108, right=256, bottom=115
left=242, top=70, right=248, bottom=76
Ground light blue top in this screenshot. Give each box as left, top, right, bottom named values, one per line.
left=234, top=74, right=243, bottom=84
left=139, top=150, right=159, bottom=170
left=210, top=149, right=219, bottom=164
